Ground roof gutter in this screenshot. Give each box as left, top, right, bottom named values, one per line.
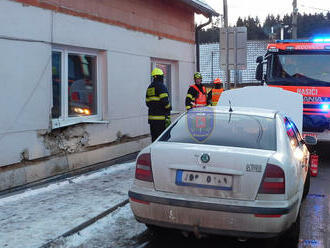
left=177, top=0, right=219, bottom=71
left=179, top=0, right=219, bottom=17
left=195, top=16, right=212, bottom=72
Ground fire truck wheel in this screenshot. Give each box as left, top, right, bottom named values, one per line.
left=303, top=168, right=311, bottom=201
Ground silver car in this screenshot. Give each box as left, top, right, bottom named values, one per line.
left=129, top=106, right=316, bottom=245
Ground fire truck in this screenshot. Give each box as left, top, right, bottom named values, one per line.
left=256, top=38, right=330, bottom=142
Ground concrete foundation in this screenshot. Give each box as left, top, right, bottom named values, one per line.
left=0, top=137, right=150, bottom=191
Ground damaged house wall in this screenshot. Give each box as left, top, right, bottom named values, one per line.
left=42, top=125, right=89, bottom=154
left=0, top=0, right=196, bottom=191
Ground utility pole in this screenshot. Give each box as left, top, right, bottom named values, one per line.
left=223, top=0, right=230, bottom=90
left=292, top=0, right=298, bottom=39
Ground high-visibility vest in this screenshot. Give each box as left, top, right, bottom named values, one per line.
left=211, top=88, right=224, bottom=106
left=191, top=84, right=207, bottom=108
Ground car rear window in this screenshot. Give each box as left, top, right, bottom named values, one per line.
left=159, top=111, right=276, bottom=150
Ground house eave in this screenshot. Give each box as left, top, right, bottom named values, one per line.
left=179, top=0, right=219, bottom=17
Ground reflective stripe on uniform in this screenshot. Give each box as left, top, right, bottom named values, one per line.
left=186, top=94, right=194, bottom=100
left=146, top=96, right=161, bottom=102
left=186, top=105, right=192, bottom=110
left=148, top=115, right=166, bottom=120
left=147, top=87, right=155, bottom=96
left=211, top=88, right=223, bottom=106
left=159, top=93, right=168, bottom=99
left=165, top=103, right=171, bottom=109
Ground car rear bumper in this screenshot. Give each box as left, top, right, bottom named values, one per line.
left=128, top=187, right=299, bottom=238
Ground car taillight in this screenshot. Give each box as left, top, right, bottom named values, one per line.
left=258, top=164, right=285, bottom=194
left=135, top=153, right=153, bottom=182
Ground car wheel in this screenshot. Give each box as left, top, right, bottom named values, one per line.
left=302, top=168, right=311, bottom=200
left=280, top=211, right=300, bottom=247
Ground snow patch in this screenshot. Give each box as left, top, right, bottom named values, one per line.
left=0, top=161, right=136, bottom=248
left=51, top=205, right=147, bottom=248
left=0, top=162, right=135, bottom=206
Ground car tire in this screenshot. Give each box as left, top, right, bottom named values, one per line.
left=302, top=168, right=311, bottom=200
left=280, top=211, right=300, bottom=247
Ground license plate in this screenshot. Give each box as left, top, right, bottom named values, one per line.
left=176, top=170, right=233, bottom=190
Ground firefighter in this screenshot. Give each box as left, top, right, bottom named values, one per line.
left=209, top=78, right=224, bottom=106
left=185, top=72, right=211, bottom=110
left=146, top=68, right=172, bottom=142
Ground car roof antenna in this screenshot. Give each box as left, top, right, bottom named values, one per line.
left=229, top=100, right=233, bottom=112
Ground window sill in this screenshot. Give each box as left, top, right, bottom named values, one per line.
left=52, top=118, right=109, bottom=129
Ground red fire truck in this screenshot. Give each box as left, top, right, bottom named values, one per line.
left=256, top=38, right=330, bottom=142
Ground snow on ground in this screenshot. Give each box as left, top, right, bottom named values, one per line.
left=0, top=162, right=135, bottom=248
left=0, top=162, right=135, bottom=206
left=50, top=204, right=147, bottom=248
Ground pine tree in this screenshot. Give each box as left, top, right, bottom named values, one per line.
left=198, top=12, right=330, bottom=43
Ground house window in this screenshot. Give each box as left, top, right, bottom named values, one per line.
left=52, top=48, right=101, bottom=128
left=52, top=51, right=61, bottom=119
left=151, top=60, right=174, bottom=108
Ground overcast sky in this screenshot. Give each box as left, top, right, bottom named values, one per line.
left=197, top=0, right=330, bottom=26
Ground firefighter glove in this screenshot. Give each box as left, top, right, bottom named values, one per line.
left=165, top=116, right=171, bottom=128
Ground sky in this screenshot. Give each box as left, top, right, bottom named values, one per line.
left=197, top=0, right=330, bottom=26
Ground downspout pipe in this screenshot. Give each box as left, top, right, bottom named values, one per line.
left=195, top=16, right=212, bottom=72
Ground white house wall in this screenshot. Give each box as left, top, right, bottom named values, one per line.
left=0, top=0, right=195, bottom=169
left=0, top=39, right=51, bottom=165
left=0, top=0, right=52, bottom=41
left=52, top=11, right=195, bottom=62
left=0, top=40, right=51, bottom=132
left=107, top=52, right=150, bottom=121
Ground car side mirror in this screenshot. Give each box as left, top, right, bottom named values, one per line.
left=256, top=63, right=263, bottom=81
left=304, top=135, right=317, bottom=145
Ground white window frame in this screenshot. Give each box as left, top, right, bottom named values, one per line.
left=51, top=46, right=105, bottom=129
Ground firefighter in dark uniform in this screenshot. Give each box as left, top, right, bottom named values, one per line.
left=185, top=72, right=211, bottom=110
left=146, top=68, right=172, bottom=142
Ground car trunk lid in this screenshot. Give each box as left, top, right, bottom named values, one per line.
left=151, top=142, right=275, bottom=200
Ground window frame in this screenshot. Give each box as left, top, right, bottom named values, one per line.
left=151, top=58, right=177, bottom=111
left=51, top=46, right=104, bottom=129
